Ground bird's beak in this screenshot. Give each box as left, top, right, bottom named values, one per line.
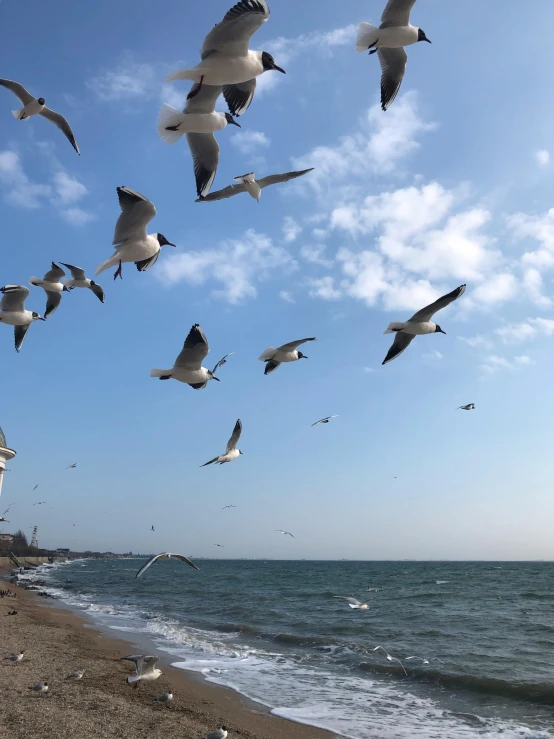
left=168, top=242, right=176, bottom=247
left=425, top=38, right=432, bottom=43
left=273, top=65, right=286, bottom=74
left=212, top=376, right=220, bottom=382
left=39, top=317, right=46, bottom=321
left=438, top=328, right=446, bottom=334
left=302, top=355, right=308, bottom=359
left=230, top=118, right=241, bottom=127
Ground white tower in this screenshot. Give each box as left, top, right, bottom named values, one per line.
left=0, top=426, right=16, bottom=500
left=30, top=526, right=38, bottom=549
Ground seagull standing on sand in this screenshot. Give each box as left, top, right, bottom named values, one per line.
left=0, top=79, right=80, bottom=153
left=373, top=646, right=408, bottom=676
left=150, top=323, right=232, bottom=389
left=61, top=264, right=105, bottom=303
left=65, top=668, right=85, bottom=681
left=333, top=596, right=369, bottom=611
left=29, top=262, right=70, bottom=319
left=122, top=655, right=162, bottom=687
left=135, top=553, right=199, bottom=578
left=158, top=84, right=240, bottom=198
left=457, top=403, right=475, bottom=411
left=165, top=0, right=285, bottom=112
left=5, top=651, right=24, bottom=664
left=28, top=681, right=48, bottom=695
left=154, top=690, right=173, bottom=704
left=259, top=338, right=316, bottom=375
left=382, top=285, right=466, bottom=365
left=0, top=285, right=45, bottom=352
left=355, top=0, right=431, bottom=111
left=275, top=530, right=295, bottom=538
left=96, top=187, right=175, bottom=280
left=311, top=416, right=338, bottom=427
left=196, top=169, right=314, bottom=202
left=201, top=419, right=243, bottom=466
left=205, top=729, right=228, bottom=739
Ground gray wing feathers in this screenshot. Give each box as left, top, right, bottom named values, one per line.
left=175, top=324, right=210, bottom=369
left=186, top=133, right=219, bottom=197
left=382, top=332, right=415, bottom=364
left=201, top=0, right=270, bottom=59
left=378, top=48, right=408, bottom=111
left=135, top=554, right=161, bottom=578
left=0, top=285, right=29, bottom=312
left=223, top=79, right=257, bottom=116
left=39, top=107, right=80, bottom=154
left=43, top=263, right=65, bottom=282
left=279, top=337, right=317, bottom=352
left=60, top=263, right=86, bottom=280
left=14, top=324, right=30, bottom=353
left=184, top=83, right=223, bottom=114
left=0, top=79, right=34, bottom=105
left=408, top=284, right=467, bottom=322
left=44, top=292, right=62, bottom=319
left=380, top=0, right=417, bottom=27
left=226, top=419, right=242, bottom=452
left=113, top=187, right=156, bottom=246
left=173, top=554, right=200, bottom=571
left=196, top=183, right=247, bottom=202
left=257, top=168, right=314, bottom=189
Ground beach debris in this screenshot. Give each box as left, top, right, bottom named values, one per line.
left=65, top=668, right=85, bottom=680
left=135, top=553, right=199, bottom=578
left=7, top=609, right=18, bottom=615
left=28, top=681, right=48, bottom=695
left=334, top=596, right=368, bottom=611
left=373, top=646, right=408, bottom=676
left=154, top=690, right=173, bottom=704
left=5, top=650, right=24, bottom=664
left=122, top=655, right=162, bottom=687
left=205, top=729, right=228, bottom=739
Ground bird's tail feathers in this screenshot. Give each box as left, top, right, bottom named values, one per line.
left=11, top=108, right=26, bottom=119
left=157, top=104, right=187, bottom=144
left=349, top=604, right=359, bottom=609
left=95, top=255, right=119, bottom=276
left=165, top=68, right=198, bottom=83
left=234, top=173, right=256, bottom=183
left=258, top=347, right=277, bottom=361
left=201, top=457, right=219, bottom=467
left=126, top=674, right=141, bottom=685
left=149, top=368, right=171, bottom=378
left=384, top=322, right=404, bottom=334
left=355, top=22, right=379, bottom=52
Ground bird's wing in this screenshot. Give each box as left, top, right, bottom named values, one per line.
left=0, top=285, right=29, bottom=312
left=42, top=262, right=65, bottom=282
left=377, top=47, right=408, bottom=112
left=39, top=107, right=80, bottom=154
left=184, top=83, right=223, bottom=114
left=380, top=0, right=417, bottom=28
left=174, top=323, right=210, bottom=369
left=226, top=418, right=242, bottom=452
left=60, top=262, right=86, bottom=280
left=311, top=415, right=338, bottom=426
left=112, top=187, right=157, bottom=247
left=172, top=553, right=200, bottom=571
left=212, top=352, right=235, bottom=374
left=285, top=532, right=295, bottom=538
left=278, top=337, right=317, bottom=351
left=382, top=331, right=415, bottom=365
left=223, top=79, right=257, bottom=116
left=264, top=359, right=281, bottom=375
left=408, top=284, right=467, bottom=322
left=196, top=182, right=247, bottom=202
left=90, top=283, right=105, bottom=303
left=140, top=656, right=160, bottom=674
left=334, top=596, right=361, bottom=606
left=186, top=133, right=219, bottom=198
left=44, top=291, right=62, bottom=319
left=201, top=0, right=270, bottom=59
left=257, top=168, right=314, bottom=189
left=14, top=324, right=31, bottom=353
left=135, top=554, right=164, bottom=578
left=0, top=79, right=34, bottom=105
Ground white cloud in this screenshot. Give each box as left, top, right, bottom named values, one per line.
left=458, top=335, right=493, bottom=350
left=363, top=366, right=375, bottom=373
left=522, top=267, right=552, bottom=307
left=307, top=276, right=341, bottom=300
left=160, top=83, right=186, bottom=111
left=480, top=353, right=536, bottom=374
left=60, top=207, right=96, bottom=227
left=508, top=208, right=554, bottom=268
left=495, top=317, right=554, bottom=344
left=300, top=244, right=333, bottom=267
left=514, top=355, right=535, bottom=365
left=471, top=273, right=517, bottom=307
left=87, top=56, right=156, bottom=101
left=423, top=350, right=444, bottom=360
left=157, top=229, right=296, bottom=303
left=279, top=290, right=295, bottom=303
left=282, top=216, right=302, bottom=243
left=534, top=149, right=550, bottom=167
left=52, top=170, right=88, bottom=206
left=230, top=130, right=271, bottom=155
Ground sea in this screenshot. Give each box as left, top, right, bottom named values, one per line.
left=17, top=559, right=554, bottom=739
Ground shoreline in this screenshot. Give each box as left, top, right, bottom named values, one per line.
left=1, top=571, right=338, bottom=739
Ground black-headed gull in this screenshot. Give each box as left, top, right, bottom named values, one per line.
left=150, top=323, right=232, bottom=389
left=29, top=262, right=70, bottom=319
left=61, top=263, right=105, bottom=304
left=96, top=187, right=175, bottom=280
left=0, top=79, right=79, bottom=153
left=311, top=416, right=338, bottom=427
left=259, top=337, right=316, bottom=375
left=205, top=729, right=228, bottom=739
left=196, top=169, right=314, bottom=203
left=202, top=419, right=243, bottom=467
left=0, top=285, right=45, bottom=352
left=334, top=596, right=368, bottom=611
left=355, top=0, right=431, bottom=111
left=5, top=651, right=24, bottom=664
left=382, top=285, right=466, bottom=365
left=135, top=553, right=199, bottom=578
left=28, top=681, right=48, bottom=695
left=154, top=690, right=173, bottom=703
left=457, top=403, right=475, bottom=411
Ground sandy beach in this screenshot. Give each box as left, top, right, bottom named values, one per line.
left=0, top=576, right=336, bottom=739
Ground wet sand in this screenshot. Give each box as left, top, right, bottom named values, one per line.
left=0, top=578, right=337, bottom=739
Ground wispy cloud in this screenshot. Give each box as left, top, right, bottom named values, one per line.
left=279, top=290, right=295, bottom=303
left=87, top=55, right=156, bottom=101
left=230, top=130, right=271, bottom=155
left=306, top=276, right=341, bottom=300
left=534, top=149, right=550, bottom=167
left=495, top=318, right=554, bottom=344
left=282, top=216, right=302, bottom=243
left=480, top=353, right=536, bottom=374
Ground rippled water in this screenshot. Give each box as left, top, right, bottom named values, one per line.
left=23, top=559, right=554, bottom=738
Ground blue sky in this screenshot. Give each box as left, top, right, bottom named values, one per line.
left=1, top=1, right=554, bottom=559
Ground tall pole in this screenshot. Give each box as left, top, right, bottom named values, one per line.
left=0, top=426, right=16, bottom=501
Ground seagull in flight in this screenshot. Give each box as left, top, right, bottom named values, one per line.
left=61, top=263, right=105, bottom=304
left=222, top=505, right=237, bottom=510
left=382, top=285, right=466, bottom=365
left=151, top=323, right=233, bottom=389
left=33, top=501, right=47, bottom=506
left=122, top=655, right=162, bottom=687
left=311, top=415, right=338, bottom=427
left=197, top=168, right=314, bottom=203
left=201, top=419, right=243, bottom=466
left=151, top=525, right=155, bottom=532
left=275, top=530, right=295, bottom=538
left=135, top=553, right=199, bottom=578
left=33, top=485, right=39, bottom=491
left=0, top=285, right=45, bottom=352
left=333, top=596, right=368, bottom=610
left=0, top=79, right=80, bottom=153
left=259, top=337, right=316, bottom=375
left=405, top=655, right=444, bottom=665
left=29, top=262, right=70, bottom=319
left=373, top=645, right=407, bottom=676
left=355, top=0, right=431, bottom=111
left=66, top=463, right=78, bottom=469
left=457, top=403, right=475, bottom=411
left=214, top=544, right=224, bottom=548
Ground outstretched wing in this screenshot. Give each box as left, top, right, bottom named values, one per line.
left=186, top=132, right=219, bottom=198
left=377, top=48, right=408, bottom=112
left=174, top=323, right=210, bottom=369
left=223, top=78, right=257, bottom=116
left=201, top=0, right=270, bottom=59
left=278, top=337, right=317, bottom=352
left=380, top=0, right=417, bottom=27
left=408, top=285, right=467, bottom=323
left=196, top=182, right=247, bottom=203
left=60, top=262, right=86, bottom=280
left=0, top=79, right=34, bottom=105
left=226, top=418, right=242, bottom=452
left=113, top=187, right=156, bottom=247
left=172, top=553, right=200, bottom=571
left=135, top=554, right=164, bottom=578
left=334, top=596, right=361, bottom=607
left=1, top=285, right=29, bottom=312
left=382, top=332, right=415, bottom=365
left=42, top=262, right=65, bottom=282
left=257, top=168, right=314, bottom=189
left=39, top=107, right=80, bottom=154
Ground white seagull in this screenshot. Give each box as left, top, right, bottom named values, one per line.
left=150, top=323, right=232, bottom=389
left=28, top=681, right=49, bottom=695
left=0, top=79, right=79, bottom=153
left=373, top=646, right=408, bottom=676
left=457, top=403, right=475, bottom=411
left=65, top=668, right=85, bottom=681
left=135, top=553, right=199, bottom=578
left=0, top=285, right=45, bottom=352
left=222, top=505, right=237, bottom=510
left=66, top=463, right=78, bottom=469
left=333, top=596, right=369, bottom=611
left=158, top=83, right=240, bottom=198
left=122, top=655, right=162, bottom=687
left=196, top=168, right=314, bottom=203
left=405, top=655, right=444, bottom=665
left=96, top=187, right=175, bottom=280
left=275, top=530, right=295, bottom=538
left=311, top=415, right=338, bottom=427
left=5, top=651, right=24, bottom=664
left=154, top=690, right=174, bottom=703
left=201, top=419, right=243, bottom=466
left=382, top=284, right=466, bottom=365
left=61, top=263, right=105, bottom=303
left=165, top=0, right=285, bottom=111
left=205, top=729, right=228, bottom=739
left=29, top=262, right=70, bottom=319
left=355, top=0, right=431, bottom=111
left=259, top=337, right=316, bottom=375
